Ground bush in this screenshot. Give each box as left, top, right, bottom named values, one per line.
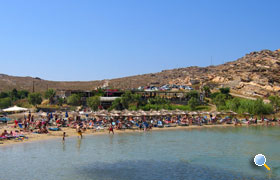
left=269, top=95, right=280, bottom=112
left=14, top=99, right=32, bottom=108
left=210, top=92, right=220, bottom=99
left=17, top=90, right=29, bottom=99
left=188, top=97, right=199, bottom=110
left=186, top=90, right=199, bottom=100
left=148, top=96, right=170, bottom=105
left=213, top=93, right=227, bottom=107
left=0, top=97, right=12, bottom=109
left=223, top=98, right=274, bottom=115
left=67, top=94, right=81, bottom=106
left=87, top=96, right=100, bottom=111
left=0, top=92, right=9, bottom=99
left=219, top=87, right=230, bottom=94
left=202, top=86, right=211, bottom=97
left=57, top=97, right=65, bottom=106
left=110, top=98, right=123, bottom=110
left=44, top=89, right=56, bottom=104
left=28, top=92, right=42, bottom=106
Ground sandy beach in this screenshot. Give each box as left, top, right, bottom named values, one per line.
left=0, top=123, right=252, bottom=147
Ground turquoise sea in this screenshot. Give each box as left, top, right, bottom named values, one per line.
left=0, top=126, right=279, bottom=180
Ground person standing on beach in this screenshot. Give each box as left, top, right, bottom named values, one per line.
left=109, top=124, right=114, bottom=134
left=76, top=125, right=83, bottom=138
left=62, top=132, right=66, bottom=141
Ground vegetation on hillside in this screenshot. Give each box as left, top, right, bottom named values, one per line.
left=210, top=87, right=274, bottom=115
left=0, top=87, right=279, bottom=116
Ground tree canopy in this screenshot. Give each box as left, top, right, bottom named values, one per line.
left=28, top=92, right=42, bottom=106
left=44, top=89, right=56, bottom=104
left=87, top=96, right=100, bottom=111
left=67, top=94, right=81, bottom=106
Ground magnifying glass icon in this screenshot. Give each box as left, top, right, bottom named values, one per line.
left=254, top=154, right=271, bottom=171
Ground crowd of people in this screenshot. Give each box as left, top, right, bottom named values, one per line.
left=1, top=111, right=280, bottom=143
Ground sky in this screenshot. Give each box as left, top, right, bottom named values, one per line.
left=0, top=0, right=279, bottom=81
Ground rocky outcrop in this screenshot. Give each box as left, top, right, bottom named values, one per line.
left=0, top=49, right=279, bottom=97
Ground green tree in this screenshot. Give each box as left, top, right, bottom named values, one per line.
left=0, top=92, right=9, bottom=99
left=148, top=96, right=169, bottom=105
left=120, top=91, right=135, bottom=109
left=202, top=86, right=211, bottom=97
left=96, top=88, right=105, bottom=96
left=219, top=87, right=230, bottom=94
left=268, top=95, right=280, bottom=112
left=110, top=98, right=123, bottom=110
left=133, top=94, right=146, bottom=108
left=186, top=90, right=199, bottom=99
left=18, top=90, right=29, bottom=99
left=210, top=92, right=220, bottom=99
left=44, top=89, right=56, bottom=104
left=237, top=99, right=273, bottom=115
left=57, top=97, right=65, bottom=106
left=226, top=98, right=240, bottom=112
left=67, top=94, right=81, bottom=106
left=213, top=93, right=227, bottom=109
left=87, top=96, right=100, bottom=111
left=28, top=92, right=42, bottom=106
left=0, top=97, right=12, bottom=109
left=188, top=97, right=199, bottom=110
left=110, top=91, right=146, bottom=110
left=10, top=88, right=19, bottom=101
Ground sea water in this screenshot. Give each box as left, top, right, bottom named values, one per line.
left=0, top=126, right=279, bottom=180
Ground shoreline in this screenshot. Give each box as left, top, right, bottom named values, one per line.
left=0, top=123, right=270, bottom=147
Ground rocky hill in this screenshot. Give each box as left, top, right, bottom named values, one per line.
left=1, top=49, right=280, bottom=97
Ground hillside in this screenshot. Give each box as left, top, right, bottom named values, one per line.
left=1, top=49, right=280, bottom=97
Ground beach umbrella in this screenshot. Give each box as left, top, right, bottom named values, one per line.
left=110, top=110, right=121, bottom=114
left=214, top=112, right=221, bottom=115
left=141, top=111, right=147, bottom=116
left=3, top=106, right=28, bottom=112
left=112, top=113, right=120, bottom=117
left=226, top=110, right=237, bottom=115
left=40, top=112, right=48, bottom=116
left=70, top=111, right=79, bottom=116
left=189, top=111, right=198, bottom=116
left=122, top=112, right=133, bottom=116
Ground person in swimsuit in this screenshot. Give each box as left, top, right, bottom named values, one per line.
left=77, top=125, right=83, bottom=138
left=109, top=124, right=114, bottom=134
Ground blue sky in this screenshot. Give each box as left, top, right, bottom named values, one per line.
left=0, top=0, right=279, bottom=81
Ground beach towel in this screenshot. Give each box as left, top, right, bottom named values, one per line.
left=18, top=123, right=23, bottom=128
left=49, top=128, right=60, bottom=131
